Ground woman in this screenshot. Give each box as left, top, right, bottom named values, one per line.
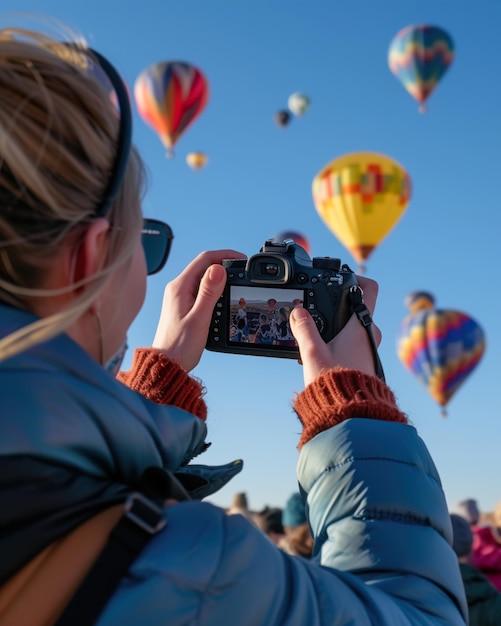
left=0, top=25, right=467, bottom=625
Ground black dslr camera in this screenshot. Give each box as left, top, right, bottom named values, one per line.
left=205, top=239, right=359, bottom=359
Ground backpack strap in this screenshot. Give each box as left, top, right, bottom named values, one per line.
left=0, top=468, right=187, bottom=626
left=0, top=504, right=124, bottom=626
left=54, top=492, right=166, bottom=626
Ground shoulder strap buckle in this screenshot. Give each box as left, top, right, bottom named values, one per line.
left=124, top=492, right=166, bottom=535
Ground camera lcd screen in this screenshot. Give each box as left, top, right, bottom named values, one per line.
left=228, top=285, right=305, bottom=348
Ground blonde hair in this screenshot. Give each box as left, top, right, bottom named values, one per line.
left=0, top=26, right=146, bottom=362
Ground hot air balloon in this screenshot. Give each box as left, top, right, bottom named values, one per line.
left=274, top=110, right=291, bottom=128
left=186, top=151, right=208, bottom=171
left=312, top=152, right=411, bottom=272
left=134, top=61, right=209, bottom=157
left=397, top=292, right=486, bottom=416
left=287, top=93, right=310, bottom=116
left=273, top=230, right=311, bottom=254
left=388, top=24, right=455, bottom=113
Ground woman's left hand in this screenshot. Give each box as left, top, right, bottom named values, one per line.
left=152, top=249, right=246, bottom=372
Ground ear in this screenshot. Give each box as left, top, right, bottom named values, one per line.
left=70, top=218, right=111, bottom=310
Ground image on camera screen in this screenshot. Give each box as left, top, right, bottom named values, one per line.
left=228, top=285, right=304, bottom=348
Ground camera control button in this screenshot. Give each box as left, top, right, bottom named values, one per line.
left=311, top=277, right=318, bottom=283
left=311, top=313, right=325, bottom=334
left=297, top=273, right=308, bottom=284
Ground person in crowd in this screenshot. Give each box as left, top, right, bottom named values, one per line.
left=450, top=513, right=501, bottom=625
left=0, top=24, right=467, bottom=625
left=471, top=499, right=501, bottom=592
left=232, top=298, right=249, bottom=342
left=273, top=306, right=296, bottom=346
left=253, top=507, right=285, bottom=546
left=453, top=499, right=480, bottom=526
left=254, top=313, right=273, bottom=344
left=226, top=492, right=255, bottom=521
left=278, top=492, right=314, bottom=558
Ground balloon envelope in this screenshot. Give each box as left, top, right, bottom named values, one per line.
left=134, top=61, right=209, bottom=155
left=186, top=151, right=208, bottom=170
left=388, top=24, right=455, bottom=111
left=274, top=230, right=311, bottom=254
left=312, top=152, right=411, bottom=269
left=274, top=110, right=291, bottom=128
left=397, top=293, right=486, bottom=411
left=288, top=93, right=310, bottom=116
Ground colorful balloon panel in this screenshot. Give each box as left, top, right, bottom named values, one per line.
left=397, top=297, right=486, bottom=410
left=134, top=61, right=209, bottom=153
left=274, top=230, right=311, bottom=254
left=312, top=152, right=411, bottom=268
left=388, top=24, right=455, bottom=110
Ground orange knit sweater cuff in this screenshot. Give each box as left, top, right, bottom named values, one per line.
left=116, top=348, right=207, bottom=421
left=293, top=368, right=407, bottom=449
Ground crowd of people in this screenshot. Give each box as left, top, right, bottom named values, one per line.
left=449, top=498, right=501, bottom=625
left=226, top=491, right=314, bottom=559
left=0, top=18, right=475, bottom=625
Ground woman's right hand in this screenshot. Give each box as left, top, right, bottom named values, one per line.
left=289, top=276, right=382, bottom=388
left=152, top=249, right=246, bottom=372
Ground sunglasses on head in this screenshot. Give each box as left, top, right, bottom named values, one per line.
left=87, top=48, right=173, bottom=276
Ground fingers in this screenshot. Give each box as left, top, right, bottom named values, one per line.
left=356, top=275, right=378, bottom=315
left=171, top=250, right=246, bottom=295
left=291, top=276, right=382, bottom=386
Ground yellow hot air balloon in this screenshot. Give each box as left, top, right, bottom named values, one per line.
left=312, top=152, right=411, bottom=272
left=186, top=151, right=208, bottom=171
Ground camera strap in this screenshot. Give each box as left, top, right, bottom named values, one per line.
left=348, top=286, right=386, bottom=381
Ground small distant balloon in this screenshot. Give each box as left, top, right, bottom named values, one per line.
left=134, top=61, right=209, bottom=157
left=388, top=24, right=455, bottom=113
left=274, top=110, right=291, bottom=128
left=274, top=230, right=311, bottom=254
left=397, top=292, right=486, bottom=416
left=186, top=151, right=208, bottom=170
left=312, top=152, right=411, bottom=272
left=287, top=93, right=310, bottom=116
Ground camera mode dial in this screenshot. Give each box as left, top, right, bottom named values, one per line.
left=311, top=312, right=326, bottom=334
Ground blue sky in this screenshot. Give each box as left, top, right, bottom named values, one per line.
left=5, top=2, right=501, bottom=514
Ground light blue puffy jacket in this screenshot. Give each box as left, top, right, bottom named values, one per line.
left=0, top=305, right=467, bottom=625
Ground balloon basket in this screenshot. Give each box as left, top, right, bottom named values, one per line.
left=165, top=149, right=175, bottom=159
left=418, top=104, right=427, bottom=114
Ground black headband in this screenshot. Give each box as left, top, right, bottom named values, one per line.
left=87, top=48, right=132, bottom=218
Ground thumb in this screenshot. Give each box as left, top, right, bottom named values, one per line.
left=290, top=306, right=333, bottom=385
left=191, top=263, right=227, bottom=318
left=290, top=307, right=326, bottom=359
